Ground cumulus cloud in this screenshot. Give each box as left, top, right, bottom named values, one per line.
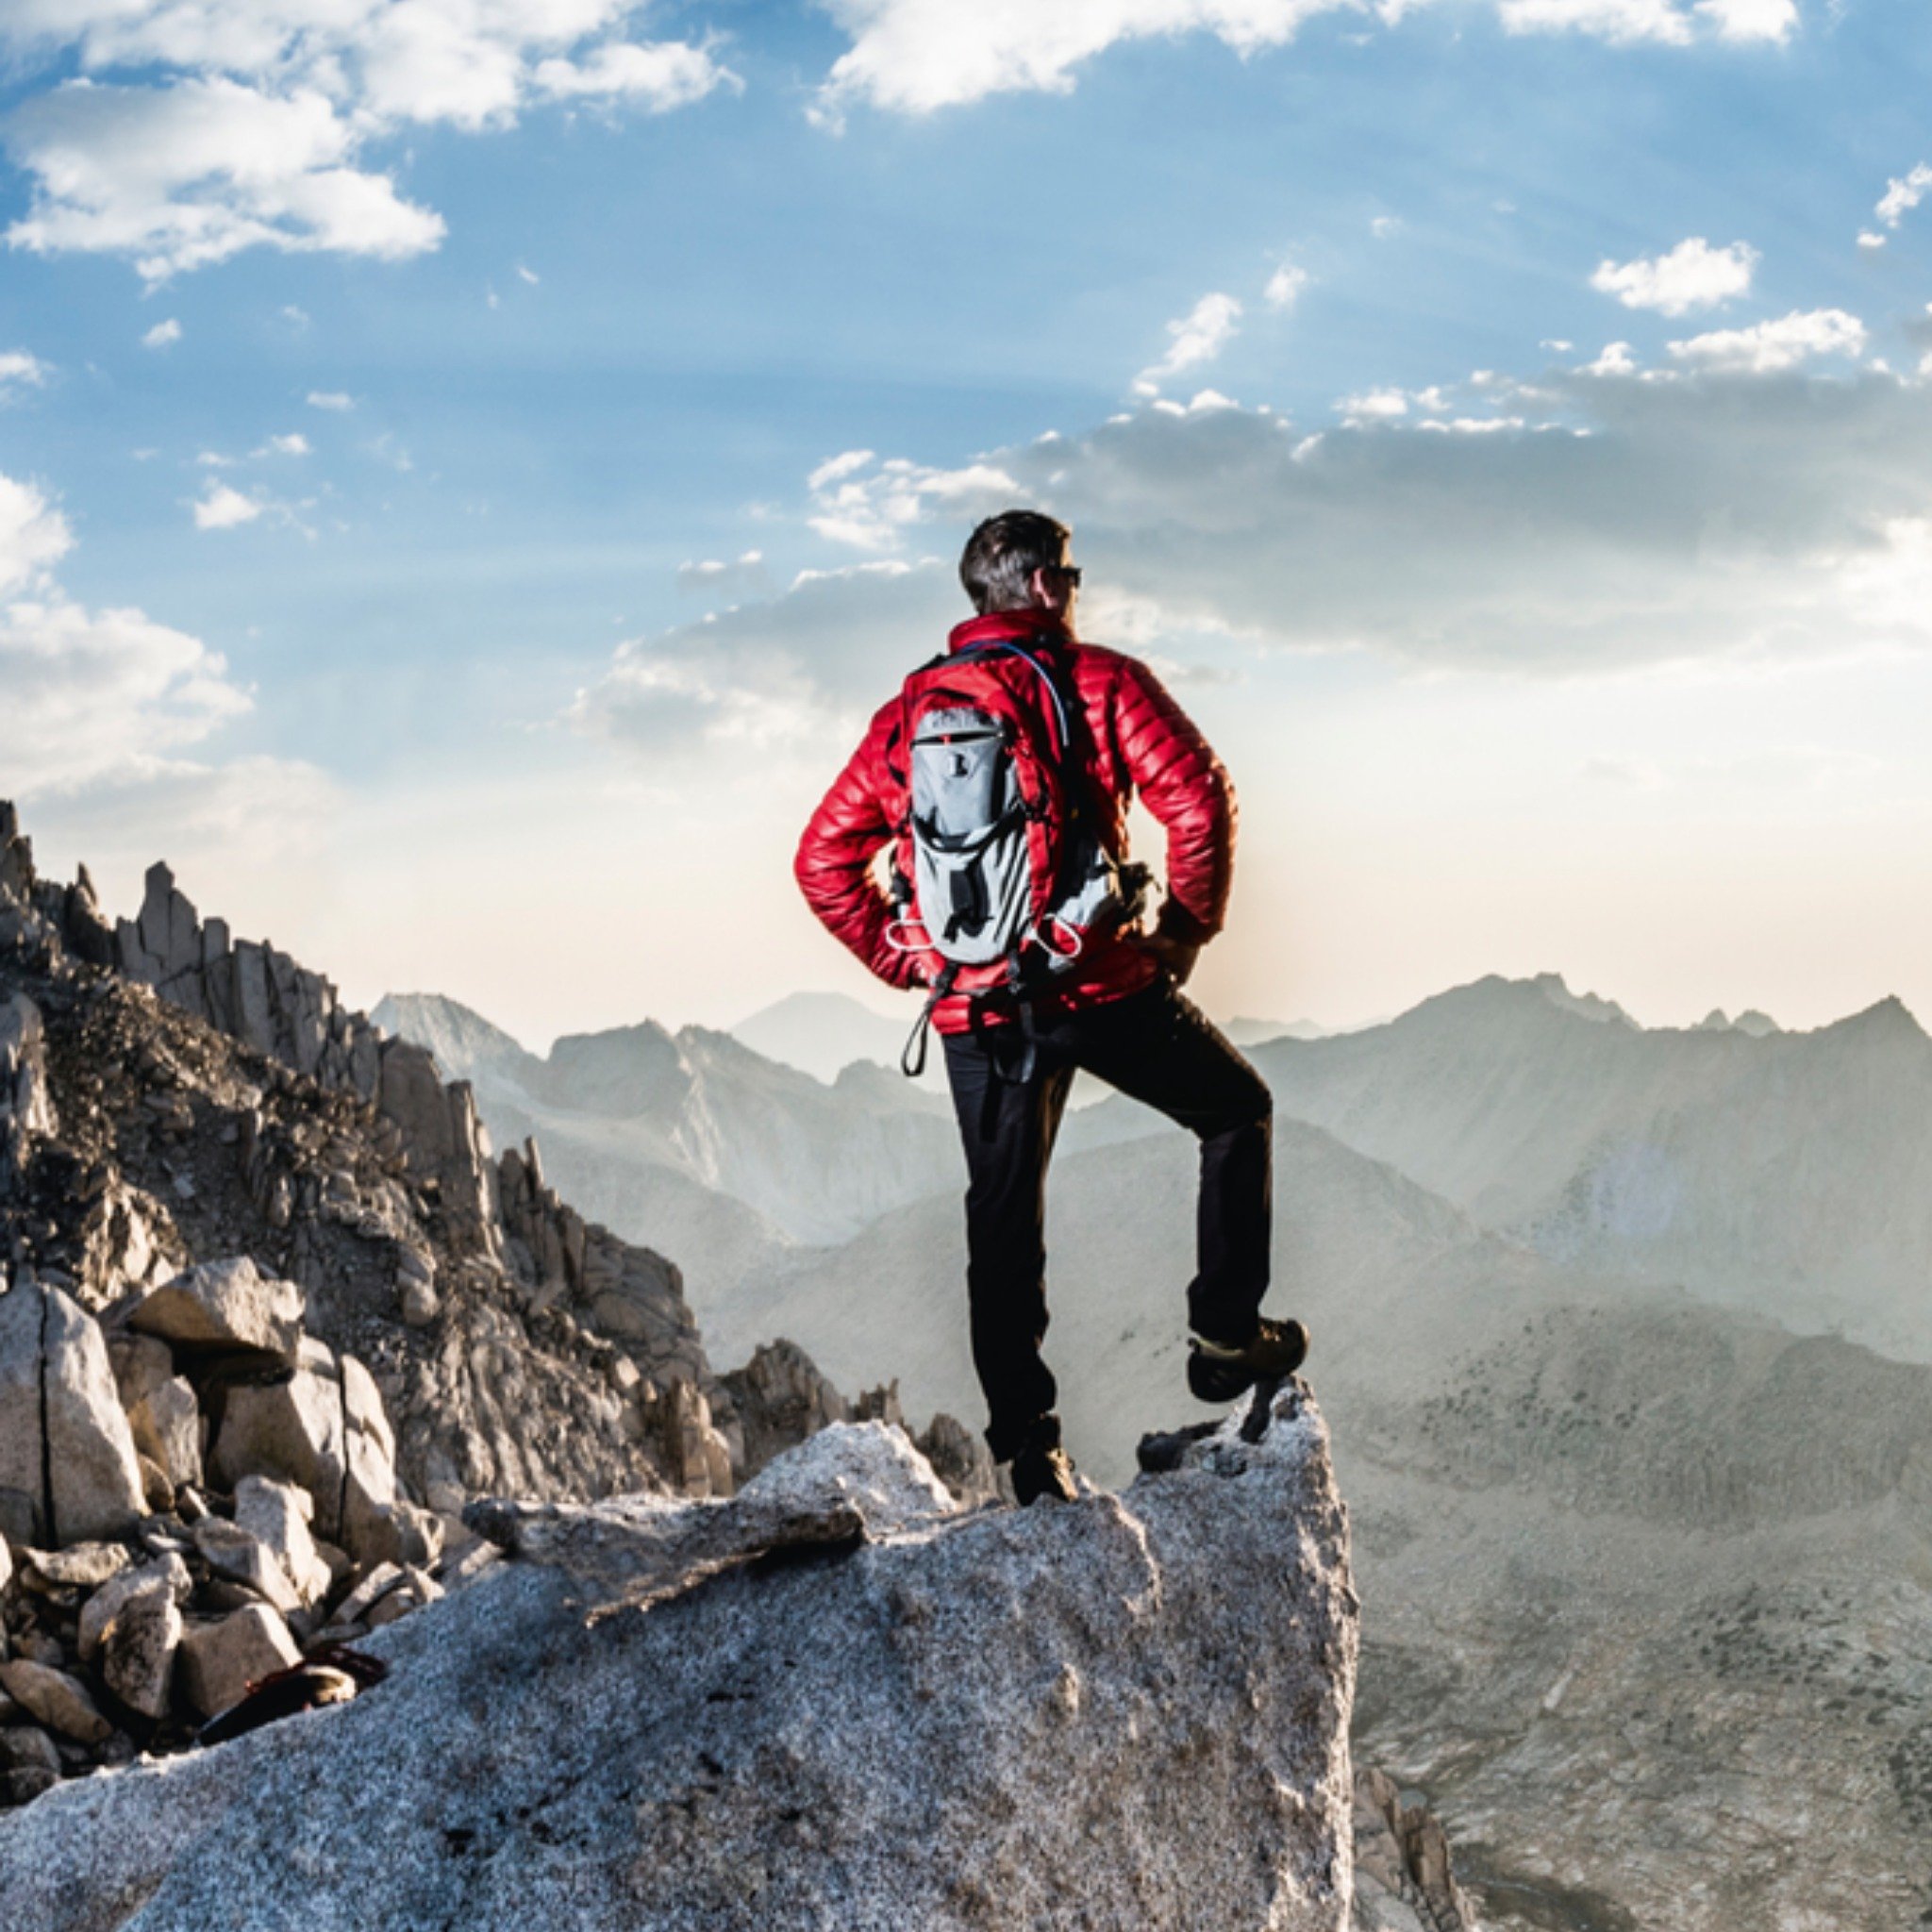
left=807, top=450, right=1018, bottom=551
left=0, top=597, right=252, bottom=792
left=814, top=0, right=1350, bottom=119
left=1591, top=237, right=1757, bottom=316
left=1338, top=388, right=1410, bottom=423
left=0, top=5, right=735, bottom=277
left=639, top=358, right=1932, bottom=731
left=567, top=559, right=958, bottom=762
left=1137, top=291, right=1242, bottom=392
left=1502, top=0, right=1793, bottom=40
left=1876, top=162, right=1932, bottom=232
left=1667, top=308, right=1867, bottom=375
left=260, top=431, right=308, bottom=456
left=996, top=370, right=1932, bottom=673
left=1264, top=260, right=1309, bottom=309
left=0, top=472, right=74, bottom=592
left=0, top=461, right=265, bottom=798
left=141, top=315, right=182, bottom=347
left=1690, top=0, right=1797, bottom=38
left=192, top=481, right=263, bottom=529
left=815, top=0, right=1790, bottom=115
left=0, top=350, right=50, bottom=393
left=531, top=39, right=740, bottom=108
left=307, top=390, right=354, bottom=410
left=1499, top=0, right=1685, bottom=41
left=5, top=77, right=444, bottom=281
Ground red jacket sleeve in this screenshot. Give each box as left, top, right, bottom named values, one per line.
left=1109, top=655, right=1237, bottom=945
left=793, top=700, right=924, bottom=990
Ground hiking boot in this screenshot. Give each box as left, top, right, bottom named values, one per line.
left=1011, top=1440, right=1079, bottom=1507
left=1186, top=1316, right=1309, bottom=1404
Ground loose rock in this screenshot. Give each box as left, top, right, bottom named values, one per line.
left=129, top=1256, right=303, bottom=1359
left=191, top=1520, right=302, bottom=1617
left=177, top=1606, right=303, bottom=1722
left=102, top=1576, right=182, bottom=1721
left=0, top=1659, right=113, bottom=1744
left=233, top=1476, right=332, bottom=1608
left=77, top=1553, right=192, bottom=1663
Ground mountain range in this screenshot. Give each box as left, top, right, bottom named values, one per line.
left=375, top=965, right=1932, bottom=1929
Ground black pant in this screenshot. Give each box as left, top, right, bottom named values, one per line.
left=941, top=978, right=1273, bottom=1462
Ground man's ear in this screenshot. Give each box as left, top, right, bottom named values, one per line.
left=1028, top=566, right=1062, bottom=612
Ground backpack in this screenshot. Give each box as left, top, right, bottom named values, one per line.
left=885, top=634, right=1148, bottom=1077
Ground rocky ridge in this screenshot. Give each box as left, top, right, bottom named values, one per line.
left=0, top=1391, right=1375, bottom=1932
left=0, top=800, right=992, bottom=1816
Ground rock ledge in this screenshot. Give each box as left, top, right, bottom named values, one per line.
left=0, top=1387, right=1357, bottom=1932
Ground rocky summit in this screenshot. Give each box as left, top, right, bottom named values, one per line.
left=0, top=798, right=1483, bottom=1930
left=0, top=803, right=994, bottom=1823
left=0, top=1396, right=1364, bottom=1932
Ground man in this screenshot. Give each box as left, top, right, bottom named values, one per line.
left=794, top=509, right=1306, bottom=1505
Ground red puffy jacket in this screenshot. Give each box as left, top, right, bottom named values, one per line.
left=794, top=608, right=1237, bottom=1035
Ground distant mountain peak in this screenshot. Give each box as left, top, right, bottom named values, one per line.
left=1829, top=993, right=1927, bottom=1041
left=371, top=991, right=536, bottom=1069
left=1525, top=973, right=1636, bottom=1027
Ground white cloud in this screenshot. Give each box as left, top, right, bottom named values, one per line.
left=1338, top=387, right=1409, bottom=422
left=1876, top=162, right=1932, bottom=230
left=813, top=0, right=1786, bottom=120
left=1264, top=260, right=1308, bottom=310
left=192, top=481, right=263, bottom=529
left=1138, top=291, right=1241, bottom=391
left=1691, top=0, right=1797, bottom=39
left=1500, top=0, right=1791, bottom=41
left=0, top=350, right=51, bottom=392
left=808, top=448, right=874, bottom=491
left=0, top=598, right=253, bottom=792
left=515, top=263, right=539, bottom=284
left=1857, top=231, right=1887, bottom=252
left=0, top=460, right=260, bottom=797
left=261, top=431, right=309, bottom=456
left=142, top=315, right=182, bottom=347
left=711, top=358, right=1932, bottom=692
left=814, top=0, right=1356, bottom=119
left=807, top=450, right=1018, bottom=551
left=568, top=559, right=958, bottom=762
left=5, top=77, right=444, bottom=281
left=0, top=472, right=74, bottom=593
left=1583, top=341, right=1640, bottom=376
left=1591, top=237, right=1757, bottom=316
left=677, top=549, right=770, bottom=596
left=1369, top=214, right=1402, bottom=240
left=1500, top=0, right=1692, bottom=41
left=1668, top=308, right=1868, bottom=375
left=531, top=39, right=739, bottom=109
left=307, top=390, right=354, bottom=410
left=0, top=8, right=733, bottom=277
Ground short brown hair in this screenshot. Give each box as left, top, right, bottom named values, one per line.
left=959, top=509, right=1071, bottom=615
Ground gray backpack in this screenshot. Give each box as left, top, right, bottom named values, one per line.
left=889, top=637, right=1148, bottom=1074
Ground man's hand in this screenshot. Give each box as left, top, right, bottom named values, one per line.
left=1129, top=930, right=1202, bottom=986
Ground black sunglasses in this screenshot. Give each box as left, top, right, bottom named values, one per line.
left=1047, top=563, right=1084, bottom=587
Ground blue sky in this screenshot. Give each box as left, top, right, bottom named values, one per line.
left=4, top=0, right=1932, bottom=1046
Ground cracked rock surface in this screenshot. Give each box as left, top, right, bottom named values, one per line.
left=0, top=1392, right=1359, bottom=1932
